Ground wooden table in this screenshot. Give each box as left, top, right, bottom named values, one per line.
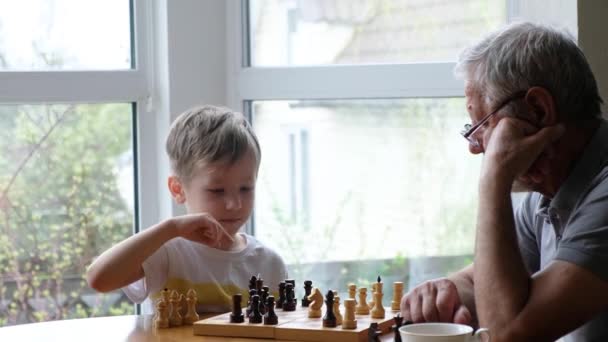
left=0, top=315, right=396, bottom=342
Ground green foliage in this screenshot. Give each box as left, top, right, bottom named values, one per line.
left=0, top=104, right=135, bottom=326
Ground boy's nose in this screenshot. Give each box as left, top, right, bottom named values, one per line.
left=225, top=194, right=242, bottom=210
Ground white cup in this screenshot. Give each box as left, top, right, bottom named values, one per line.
left=399, top=323, right=490, bottom=342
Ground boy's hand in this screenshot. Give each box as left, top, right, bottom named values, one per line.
left=171, top=213, right=234, bottom=248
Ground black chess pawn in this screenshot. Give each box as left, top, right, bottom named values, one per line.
left=282, top=283, right=296, bottom=311
left=246, top=289, right=257, bottom=316
left=260, top=286, right=270, bottom=315
left=256, top=277, right=264, bottom=294
left=301, top=280, right=312, bottom=307
left=277, top=281, right=286, bottom=309
left=230, top=293, right=245, bottom=323
left=322, top=290, right=337, bottom=328
left=392, top=313, right=404, bottom=342
left=248, top=295, right=263, bottom=324
left=367, top=322, right=382, bottom=342
left=263, top=296, right=279, bottom=325
left=249, top=275, right=257, bottom=290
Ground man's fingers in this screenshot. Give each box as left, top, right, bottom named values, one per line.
left=436, top=288, right=458, bottom=322
left=453, top=305, right=473, bottom=325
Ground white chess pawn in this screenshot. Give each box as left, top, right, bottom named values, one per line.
left=333, top=295, right=343, bottom=325
left=155, top=299, right=170, bottom=328
left=355, top=288, right=370, bottom=315
left=347, top=283, right=357, bottom=305
left=342, top=298, right=357, bottom=329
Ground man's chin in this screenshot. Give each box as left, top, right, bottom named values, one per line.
left=512, top=177, right=541, bottom=193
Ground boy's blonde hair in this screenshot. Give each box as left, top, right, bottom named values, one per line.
left=166, top=105, right=261, bottom=182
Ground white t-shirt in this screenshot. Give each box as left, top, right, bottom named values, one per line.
left=122, top=233, right=287, bottom=314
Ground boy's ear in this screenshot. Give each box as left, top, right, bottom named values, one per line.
left=525, top=86, right=558, bottom=126
left=168, top=176, right=186, bottom=204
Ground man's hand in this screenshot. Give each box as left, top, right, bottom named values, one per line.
left=482, top=117, right=564, bottom=181
left=400, top=278, right=472, bottom=324
left=171, top=213, right=234, bottom=249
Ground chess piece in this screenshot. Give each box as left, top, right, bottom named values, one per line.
left=277, top=281, right=285, bottom=309
left=301, top=280, right=313, bottom=307
left=256, top=276, right=264, bottom=294
left=183, top=289, right=200, bottom=324
left=392, top=313, right=404, bottom=342
left=367, top=322, right=382, bottom=342
left=263, top=296, right=279, bottom=325
left=348, top=283, right=357, bottom=305
left=249, top=275, right=257, bottom=290
left=342, top=298, right=357, bottom=329
left=356, top=287, right=370, bottom=315
left=282, top=283, right=296, bottom=311
left=392, top=282, right=404, bottom=311
left=260, top=286, right=270, bottom=315
left=371, top=277, right=385, bottom=319
left=369, top=282, right=377, bottom=310
left=160, top=288, right=172, bottom=316
left=169, top=290, right=184, bottom=326
left=248, top=295, right=263, bottom=323
left=285, top=279, right=297, bottom=306
left=333, top=294, right=343, bottom=325
left=230, top=293, right=245, bottom=323
left=307, top=287, right=323, bottom=318
left=155, top=298, right=170, bottom=328
left=322, top=290, right=337, bottom=328
left=246, top=289, right=257, bottom=316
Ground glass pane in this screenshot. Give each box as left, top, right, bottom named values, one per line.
left=0, top=0, right=131, bottom=70
left=253, top=99, right=479, bottom=298
left=0, top=104, right=135, bottom=325
left=249, top=0, right=507, bottom=66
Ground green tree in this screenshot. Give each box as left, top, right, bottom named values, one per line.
left=0, top=104, right=135, bottom=325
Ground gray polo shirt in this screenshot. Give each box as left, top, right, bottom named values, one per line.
left=515, top=119, right=608, bottom=342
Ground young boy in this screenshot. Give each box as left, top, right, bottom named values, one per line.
left=86, top=105, right=287, bottom=313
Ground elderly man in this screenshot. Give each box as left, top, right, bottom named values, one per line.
left=400, top=22, right=607, bottom=342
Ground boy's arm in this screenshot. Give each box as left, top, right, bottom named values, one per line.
left=87, top=212, right=226, bottom=293
left=86, top=219, right=177, bottom=293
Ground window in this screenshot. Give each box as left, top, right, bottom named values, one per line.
left=235, top=0, right=509, bottom=300
left=0, top=0, right=155, bottom=325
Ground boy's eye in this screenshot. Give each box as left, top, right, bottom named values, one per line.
left=240, top=186, right=253, bottom=192
left=207, top=188, right=224, bottom=194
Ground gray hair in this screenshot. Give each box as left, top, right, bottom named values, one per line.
left=166, top=105, right=261, bottom=182
left=455, top=22, right=603, bottom=121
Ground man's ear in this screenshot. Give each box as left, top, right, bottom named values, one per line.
left=168, top=176, right=186, bottom=204
left=525, top=86, right=557, bottom=126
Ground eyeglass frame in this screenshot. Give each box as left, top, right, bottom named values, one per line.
left=460, top=90, right=528, bottom=148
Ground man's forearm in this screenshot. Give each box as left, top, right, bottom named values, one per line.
left=475, top=172, right=530, bottom=332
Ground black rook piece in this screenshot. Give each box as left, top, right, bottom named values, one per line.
left=283, top=283, right=296, bottom=311
left=322, top=290, right=337, bottom=328
left=230, top=294, right=245, bottom=323
left=301, top=280, right=313, bottom=307
left=277, top=282, right=286, bottom=309
left=248, top=295, right=263, bottom=324
left=263, top=296, right=279, bottom=325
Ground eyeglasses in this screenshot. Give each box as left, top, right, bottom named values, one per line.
left=461, top=90, right=528, bottom=148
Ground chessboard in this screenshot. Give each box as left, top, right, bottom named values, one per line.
left=192, top=306, right=397, bottom=342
